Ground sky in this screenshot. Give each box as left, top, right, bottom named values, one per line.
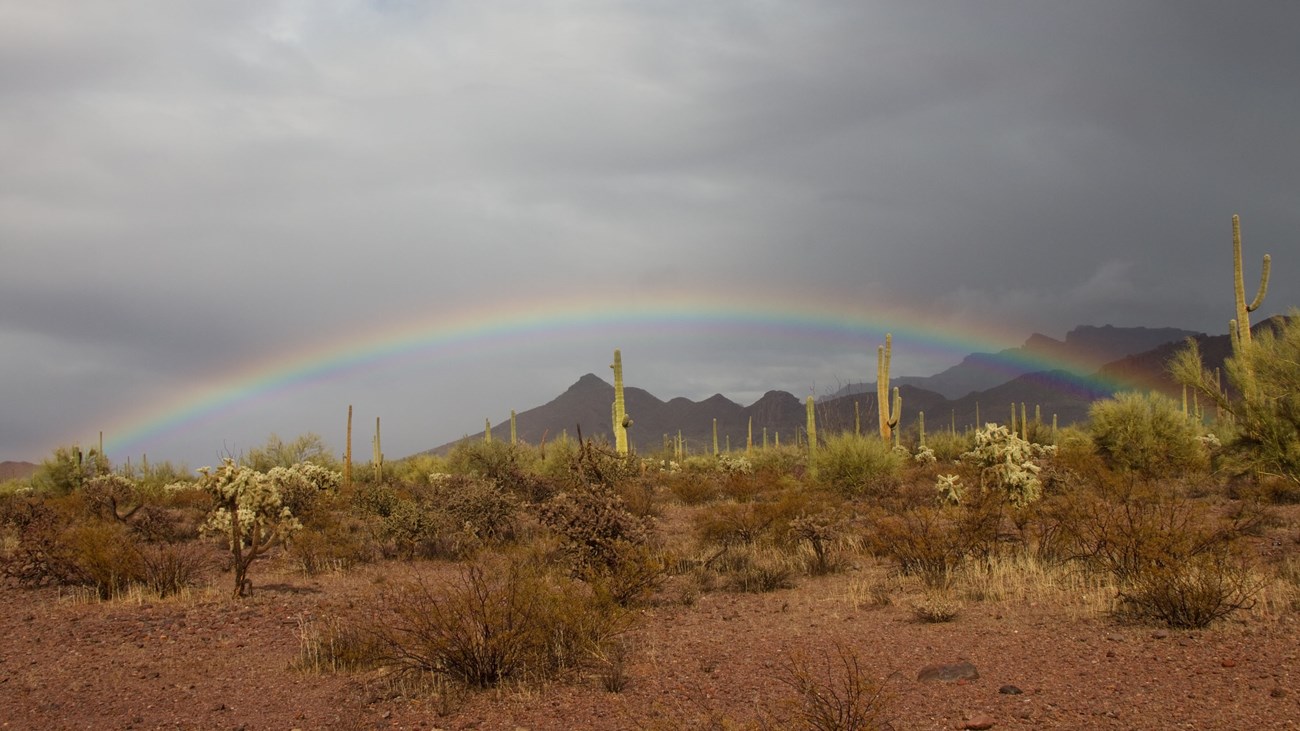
left=3, top=1, right=1298, bottom=469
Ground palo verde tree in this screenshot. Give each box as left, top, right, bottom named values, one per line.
left=1173, top=310, right=1300, bottom=487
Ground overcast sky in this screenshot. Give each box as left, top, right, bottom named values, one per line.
left=3, top=1, right=1298, bottom=468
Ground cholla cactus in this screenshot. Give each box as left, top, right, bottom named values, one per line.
left=961, top=423, right=1055, bottom=508
left=935, top=473, right=963, bottom=505
left=716, top=454, right=754, bottom=475
left=914, top=446, right=937, bottom=465
left=198, top=458, right=304, bottom=598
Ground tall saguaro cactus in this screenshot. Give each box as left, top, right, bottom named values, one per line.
left=345, top=405, right=353, bottom=489
left=806, top=396, right=817, bottom=454
left=877, top=334, right=900, bottom=443
left=373, top=417, right=383, bottom=481
left=611, top=349, right=631, bottom=454
left=1231, top=214, right=1271, bottom=351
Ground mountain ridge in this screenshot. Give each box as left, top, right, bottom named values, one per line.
left=426, top=322, right=1233, bottom=456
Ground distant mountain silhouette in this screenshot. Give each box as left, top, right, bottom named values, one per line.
left=425, top=322, right=1265, bottom=456
left=827, top=324, right=1201, bottom=401
left=0, top=461, right=38, bottom=481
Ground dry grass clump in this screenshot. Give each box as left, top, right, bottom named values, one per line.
left=911, top=591, right=962, bottom=623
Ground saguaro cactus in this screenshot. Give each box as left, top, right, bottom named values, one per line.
left=1231, top=214, right=1271, bottom=351
left=877, top=334, right=900, bottom=443
left=611, top=349, right=631, bottom=454
left=510, top=410, right=517, bottom=445
left=747, top=416, right=754, bottom=454
left=712, top=418, right=719, bottom=457
left=373, top=417, right=383, bottom=481
left=345, top=405, right=353, bottom=489
left=806, top=396, right=817, bottom=454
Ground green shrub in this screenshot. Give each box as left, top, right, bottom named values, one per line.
left=1088, top=391, right=1208, bottom=478
left=1173, top=312, right=1300, bottom=488
left=811, top=434, right=903, bottom=498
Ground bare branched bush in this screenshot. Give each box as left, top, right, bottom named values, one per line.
left=1046, top=478, right=1269, bottom=627
left=770, top=643, right=894, bottom=731
left=368, top=558, right=633, bottom=688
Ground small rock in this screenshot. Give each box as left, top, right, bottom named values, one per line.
left=918, top=660, right=980, bottom=683
left=1271, top=687, right=1287, bottom=698
left=958, top=713, right=995, bottom=730
left=1106, top=650, right=1117, bottom=658
left=998, top=685, right=1023, bottom=695
left=1151, top=630, right=1169, bottom=640
left=1221, top=659, right=1237, bottom=668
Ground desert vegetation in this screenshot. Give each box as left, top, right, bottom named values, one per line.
left=3, top=302, right=1299, bottom=727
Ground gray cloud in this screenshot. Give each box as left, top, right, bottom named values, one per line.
left=3, top=1, right=1298, bottom=466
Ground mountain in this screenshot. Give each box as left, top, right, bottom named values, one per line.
left=426, top=322, right=1242, bottom=456
left=827, top=324, right=1202, bottom=401
left=0, top=461, right=38, bottom=481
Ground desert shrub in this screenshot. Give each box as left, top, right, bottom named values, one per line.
left=1172, top=313, right=1300, bottom=487
left=425, top=474, right=521, bottom=542
left=535, top=483, right=665, bottom=605
left=0, top=497, right=85, bottom=587
left=1047, top=479, right=1268, bottom=627
left=749, top=445, right=808, bottom=479
left=695, top=490, right=811, bottom=547
left=812, top=433, right=903, bottom=498
left=1088, top=391, right=1208, bottom=478
left=711, top=544, right=798, bottom=593
left=663, top=472, right=720, bottom=505
left=866, top=503, right=999, bottom=589
left=351, top=482, right=400, bottom=518
left=789, top=509, right=852, bottom=576
left=29, top=445, right=112, bottom=496
left=769, top=643, right=893, bottom=731
left=241, top=432, right=337, bottom=472
left=377, top=499, right=462, bottom=560
left=133, top=541, right=213, bottom=597
left=1114, top=549, right=1263, bottom=628
left=368, top=557, right=633, bottom=688
left=289, top=515, right=378, bottom=575
left=81, top=474, right=144, bottom=523
left=924, top=430, right=974, bottom=463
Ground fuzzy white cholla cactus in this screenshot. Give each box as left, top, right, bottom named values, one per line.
left=914, top=446, right=937, bottom=465
left=961, top=424, right=1056, bottom=508
left=716, top=454, right=753, bottom=475
left=935, top=473, right=964, bottom=505
left=196, top=459, right=327, bottom=596
left=198, top=459, right=303, bottom=547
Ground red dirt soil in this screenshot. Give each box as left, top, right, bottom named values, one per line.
left=3, top=554, right=1299, bottom=731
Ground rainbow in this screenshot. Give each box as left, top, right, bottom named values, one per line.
left=100, top=292, right=1150, bottom=458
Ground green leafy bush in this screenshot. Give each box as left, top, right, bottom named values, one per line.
left=1088, top=391, right=1208, bottom=478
